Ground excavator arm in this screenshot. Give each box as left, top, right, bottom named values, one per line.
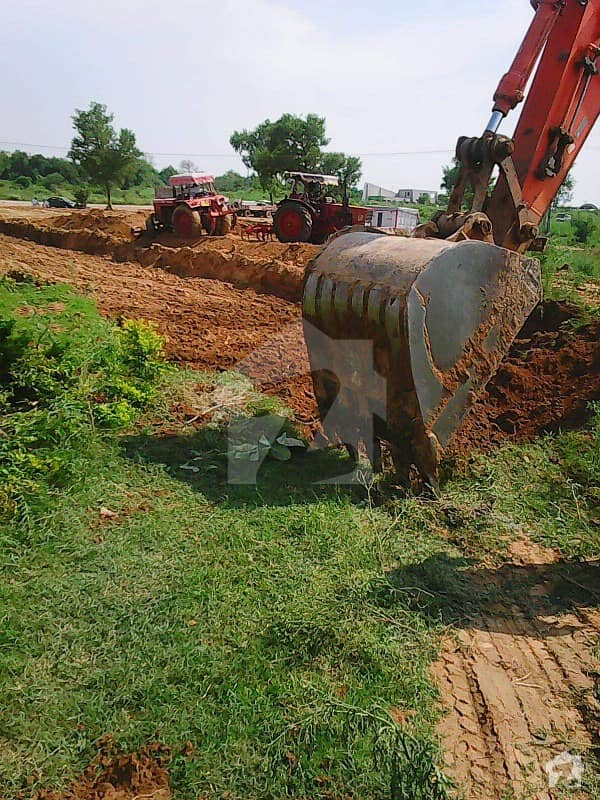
left=302, top=0, right=599, bottom=485
left=430, top=0, right=600, bottom=252
left=489, top=0, right=600, bottom=250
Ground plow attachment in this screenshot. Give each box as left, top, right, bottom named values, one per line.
left=302, top=231, right=542, bottom=484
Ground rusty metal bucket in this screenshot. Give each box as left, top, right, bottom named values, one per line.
left=302, top=230, right=541, bottom=484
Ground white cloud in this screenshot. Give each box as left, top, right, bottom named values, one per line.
left=1, top=0, right=598, bottom=202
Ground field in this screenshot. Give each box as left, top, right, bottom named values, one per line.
left=0, top=205, right=598, bottom=800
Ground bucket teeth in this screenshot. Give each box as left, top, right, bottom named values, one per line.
left=302, top=231, right=542, bottom=484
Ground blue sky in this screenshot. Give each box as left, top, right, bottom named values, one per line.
left=1, top=0, right=598, bottom=203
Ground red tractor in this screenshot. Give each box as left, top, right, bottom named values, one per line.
left=273, top=172, right=371, bottom=244
left=147, top=173, right=237, bottom=238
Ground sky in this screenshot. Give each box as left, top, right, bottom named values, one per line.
left=1, top=0, right=598, bottom=204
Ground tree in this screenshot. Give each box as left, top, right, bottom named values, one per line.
left=230, top=113, right=330, bottom=194
left=554, top=173, right=574, bottom=206
left=159, top=165, right=177, bottom=184
left=180, top=159, right=199, bottom=173
left=319, top=152, right=362, bottom=198
left=69, top=102, right=142, bottom=209
left=230, top=114, right=361, bottom=200
left=441, top=159, right=461, bottom=195
left=214, top=170, right=248, bottom=194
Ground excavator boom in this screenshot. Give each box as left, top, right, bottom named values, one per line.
left=302, top=0, right=599, bottom=485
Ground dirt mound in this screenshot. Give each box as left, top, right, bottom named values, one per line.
left=36, top=742, right=171, bottom=800
left=51, top=210, right=141, bottom=239
left=0, top=216, right=313, bottom=301
left=452, top=302, right=600, bottom=453
left=433, top=552, right=599, bottom=799
left=0, top=232, right=597, bottom=452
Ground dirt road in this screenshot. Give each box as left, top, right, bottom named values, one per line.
left=434, top=539, right=599, bottom=799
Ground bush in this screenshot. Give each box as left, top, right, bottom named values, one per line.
left=73, top=186, right=89, bottom=207
left=572, top=214, right=598, bottom=245
left=0, top=279, right=171, bottom=519
left=43, top=172, right=65, bottom=190
left=13, top=176, right=30, bottom=188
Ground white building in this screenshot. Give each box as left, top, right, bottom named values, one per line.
left=362, top=182, right=396, bottom=201
left=396, top=189, right=439, bottom=203
left=368, top=206, right=420, bottom=233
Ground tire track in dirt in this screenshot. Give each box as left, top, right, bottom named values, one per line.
left=433, top=543, right=599, bottom=799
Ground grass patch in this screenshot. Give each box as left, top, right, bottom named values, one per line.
left=0, top=280, right=597, bottom=798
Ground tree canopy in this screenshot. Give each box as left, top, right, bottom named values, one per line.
left=230, top=114, right=362, bottom=197
left=69, top=102, right=142, bottom=209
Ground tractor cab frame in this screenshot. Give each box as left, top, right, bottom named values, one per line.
left=147, top=173, right=237, bottom=238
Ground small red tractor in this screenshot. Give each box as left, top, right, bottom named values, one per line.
left=273, top=172, right=371, bottom=244
left=147, top=173, right=237, bottom=238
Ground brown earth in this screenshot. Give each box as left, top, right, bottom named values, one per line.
left=450, top=301, right=600, bottom=454
left=36, top=741, right=171, bottom=800
left=1, top=225, right=598, bottom=449
left=0, top=208, right=318, bottom=301
left=0, top=233, right=319, bottom=429
left=433, top=547, right=600, bottom=799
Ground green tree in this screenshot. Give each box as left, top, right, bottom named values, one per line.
left=230, top=113, right=330, bottom=195
left=69, top=102, right=142, bottom=209
left=554, top=173, right=574, bottom=206
left=159, top=165, right=177, bottom=184
left=319, top=152, right=362, bottom=198
left=441, top=158, right=461, bottom=195
left=0, top=150, right=10, bottom=180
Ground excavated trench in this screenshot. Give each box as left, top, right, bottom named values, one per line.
left=0, top=209, right=598, bottom=453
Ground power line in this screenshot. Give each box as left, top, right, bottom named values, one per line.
left=2, top=139, right=597, bottom=159
left=0, top=140, right=458, bottom=158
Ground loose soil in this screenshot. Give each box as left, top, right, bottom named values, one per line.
left=433, top=547, right=600, bottom=799
left=450, top=301, right=600, bottom=454
left=35, top=742, right=171, bottom=800
left=1, top=226, right=597, bottom=448
left=0, top=207, right=318, bottom=302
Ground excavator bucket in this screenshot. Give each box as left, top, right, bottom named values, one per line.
left=302, top=230, right=542, bottom=484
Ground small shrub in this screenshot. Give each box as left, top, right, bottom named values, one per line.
left=73, top=186, right=89, bottom=207
left=13, top=176, right=30, bottom=189
left=43, top=172, right=65, bottom=191
left=572, top=215, right=597, bottom=244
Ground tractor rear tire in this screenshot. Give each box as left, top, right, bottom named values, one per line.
left=203, top=215, right=216, bottom=235
left=172, top=205, right=202, bottom=238
left=215, top=215, right=232, bottom=236
left=273, top=203, right=312, bottom=243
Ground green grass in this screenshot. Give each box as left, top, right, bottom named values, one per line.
left=0, top=278, right=598, bottom=798
left=0, top=178, right=155, bottom=206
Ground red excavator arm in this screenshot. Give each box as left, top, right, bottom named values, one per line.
left=424, top=0, right=599, bottom=253
left=489, top=0, right=600, bottom=249
left=302, top=1, right=599, bottom=485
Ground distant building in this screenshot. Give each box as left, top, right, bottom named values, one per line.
left=367, top=206, right=420, bottom=233
left=396, top=189, right=439, bottom=204
left=362, top=182, right=396, bottom=201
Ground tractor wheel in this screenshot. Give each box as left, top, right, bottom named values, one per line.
left=273, top=202, right=312, bottom=243
left=172, top=204, right=202, bottom=238
left=215, top=215, right=232, bottom=236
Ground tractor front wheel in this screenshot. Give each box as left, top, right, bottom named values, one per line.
left=172, top=205, right=202, bottom=238
left=215, top=215, right=232, bottom=236
left=273, top=203, right=312, bottom=243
